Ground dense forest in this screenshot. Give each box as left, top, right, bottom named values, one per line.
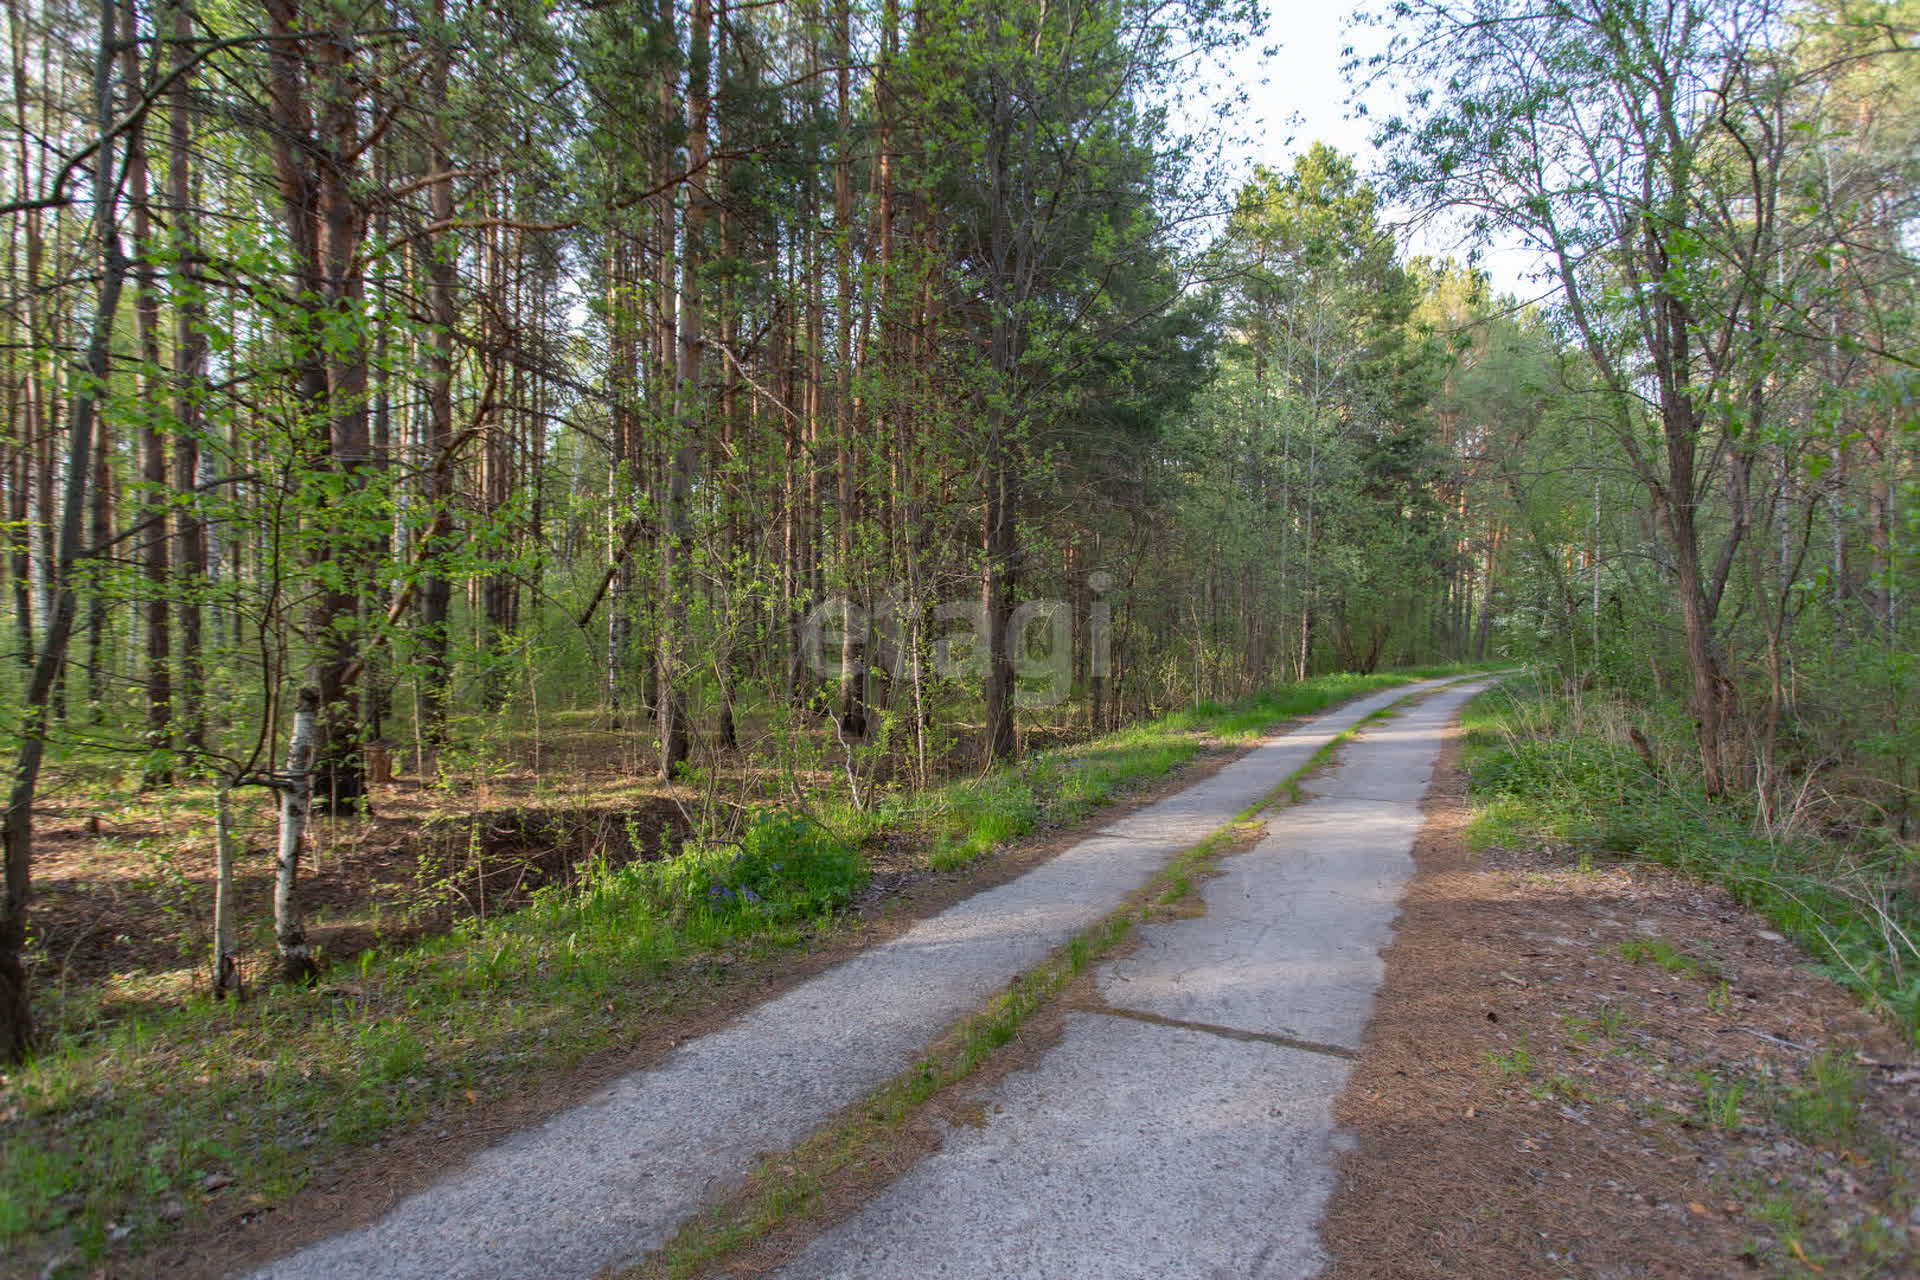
left=0, top=0, right=1913, bottom=1224
left=0, top=0, right=1475, bottom=1055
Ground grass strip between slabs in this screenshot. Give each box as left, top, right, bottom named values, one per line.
left=619, top=692, right=1436, bottom=1280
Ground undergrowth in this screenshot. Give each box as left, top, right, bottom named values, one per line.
left=1461, top=675, right=1920, bottom=1045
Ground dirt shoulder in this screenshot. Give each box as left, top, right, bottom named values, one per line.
left=1321, top=730, right=1919, bottom=1278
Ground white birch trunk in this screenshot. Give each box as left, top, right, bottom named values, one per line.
left=275, top=688, right=318, bottom=981
left=213, top=779, right=238, bottom=997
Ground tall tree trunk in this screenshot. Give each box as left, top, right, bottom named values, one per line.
left=1, top=0, right=125, bottom=1061
left=123, top=0, right=172, bottom=784
left=980, top=75, right=1018, bottom=763
left=1474, top=521, right=1500, bottom=662
left=6, top=0, right=41, bottom=669
left=359, top=104, right=394, bottom=745
left=833, top=0, right=865, bottom=737
left=480, top=192, right=515, bottom=702
left=606, top=236, right=637, bottom=717
left=418, top=0, right=457, bottom=744
left=658, top=0, right=709, bottom=779
left=1648, top=281, right=1737, bottom=799
left=713, top=13, right=740, bottom=753
left=169, top=0, right=206, bottom=754
left=309, top=14, right=370, bottom=812
left=780, top=286, right=807, bottom=706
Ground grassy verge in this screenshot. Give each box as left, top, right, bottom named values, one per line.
left=0, top=667, right=1468, bottom=1273
left=1460, top=675, right=1920, bottom=1046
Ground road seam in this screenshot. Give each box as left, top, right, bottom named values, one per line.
left=1075, top=1004, right=1360, bottom=1059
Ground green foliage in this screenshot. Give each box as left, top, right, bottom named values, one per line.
left=1486, top=1033, right=1534, bottom=1081
left=1695, top=1069, right=1746, bottom=1131
left=1614, top=937, right=1716, bottom=980
left=657, top=814, right=867, bottom=925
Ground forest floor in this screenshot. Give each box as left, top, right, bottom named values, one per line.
left=23, top=704, right=1025, bottom=1017
left=1320, top=731, right=1920, bottom=1279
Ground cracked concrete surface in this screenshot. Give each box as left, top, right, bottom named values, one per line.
left=774, top=680, right=1488, bottom=1280
left=246, top=680, right=1462, bottom=1280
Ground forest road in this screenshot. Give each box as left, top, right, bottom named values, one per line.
left=770, top=677, right=1492, bottom=1280
left=245, top=676, right=1482, bottom=1280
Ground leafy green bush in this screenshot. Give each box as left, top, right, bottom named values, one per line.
left=655, top=813, right=867, bottom=923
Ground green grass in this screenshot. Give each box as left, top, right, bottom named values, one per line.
left=1614, top=937, right=1718, bottom=981
left=1461, top=677, right=1920, bottom=1046
left=1562, top=1002, right=1635, bottom=1045
left=1486, top=1034, right=1534, bottom=1081
left=1775, top=1046, right=1865, bottom=1147
left=2, top=666, right=1472, bottom=1271
left=1695, top=1068, right=1747, bottom=1131
left=1528, top=1072, right=1589, bottom=1103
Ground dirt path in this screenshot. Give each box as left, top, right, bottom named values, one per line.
left=1320, top=724, right=1919, bottom=1278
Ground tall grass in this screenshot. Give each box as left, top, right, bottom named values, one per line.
left=1462, top=676, right=1919, bottom=1044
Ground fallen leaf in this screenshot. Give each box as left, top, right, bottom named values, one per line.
left=1688, top=1202, right=1708, bottom=1216
left=1464, top=1106, right=1476, bottom=1118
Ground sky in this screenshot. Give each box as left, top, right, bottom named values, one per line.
left=1209, top=5, right=1553, bottom=301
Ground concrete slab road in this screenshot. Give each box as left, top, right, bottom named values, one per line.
left=774, top=679, right=1490, bottom=1280
left=247, top=679, right=1467, bottom=1280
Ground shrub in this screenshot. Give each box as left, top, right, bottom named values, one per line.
left=656, top=813, right=867, bottom=924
